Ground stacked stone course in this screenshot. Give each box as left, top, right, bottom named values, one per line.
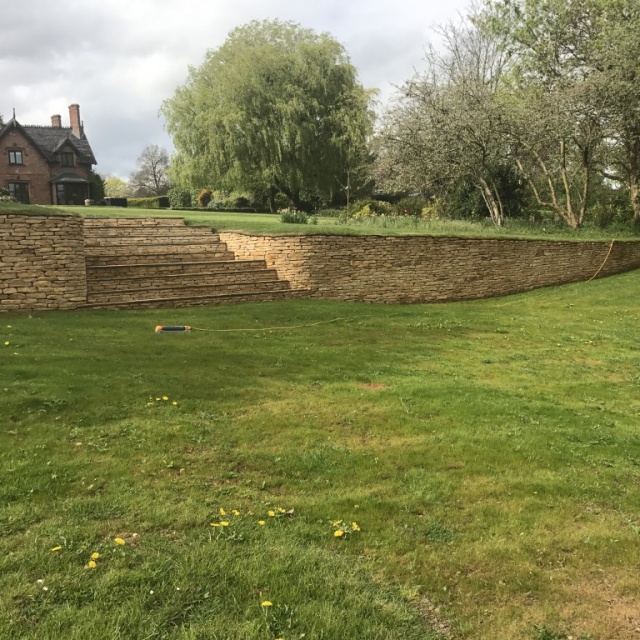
left=220, top=233, right=640, bottom=303
left=2, top=214, right=640, bottom=312
left=0, top=214, right=86, bottom=310
left=82, top=217, right=292, bottom=308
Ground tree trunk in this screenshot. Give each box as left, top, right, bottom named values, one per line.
left=630, top=177, right=640, bottom=222
left=477, top=177, right=504, bottom=226
left=514, top=150, right=584, bottom=229
left=267, top=186, right=278, bottom=213
left=628, top=142, right=640, bottom=222
left=288, top=191, right=302, bottom=211
left=273, top=178, right=302, bottom=211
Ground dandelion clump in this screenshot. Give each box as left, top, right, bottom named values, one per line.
left=147, top=395, right=180, bottom=407
left=331, top=520, right=361, bottom=538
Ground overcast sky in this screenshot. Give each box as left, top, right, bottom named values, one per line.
left=1, top=0, right=470, bottom=179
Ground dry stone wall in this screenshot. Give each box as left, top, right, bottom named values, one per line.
left=220, top=233, right=640, bottom=303
left=0, top=214, right=86, bottom=311
left=1, top=215, right=640, bottom=312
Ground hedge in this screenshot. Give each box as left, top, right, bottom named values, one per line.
left=127, top=196, right=170, bottom=209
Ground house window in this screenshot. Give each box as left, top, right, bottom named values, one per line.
left=8, top=150, right=24, bottom=165
left=8, top=182, right=30, bottom=204
left=61, top=152, right=75, bottom=167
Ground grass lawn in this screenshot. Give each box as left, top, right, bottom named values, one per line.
left=15, top=203, right=637, bottom=241
left=1, top=272, right=639, bottom=639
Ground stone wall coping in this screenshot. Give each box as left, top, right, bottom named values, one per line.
left=219, top=231, right=639, bottom=246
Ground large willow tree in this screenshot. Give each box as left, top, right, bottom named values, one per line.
left=161, top=20, right=374, bottom=210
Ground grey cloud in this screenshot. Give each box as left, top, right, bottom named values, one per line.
left=3, top=0, right=470, bottom=178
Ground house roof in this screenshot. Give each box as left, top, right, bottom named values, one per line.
left=0, top=118, right=97, bottom=165
left=51, top=172, right=90, bottom=184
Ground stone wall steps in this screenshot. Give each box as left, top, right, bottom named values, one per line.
left=84, top=217, right=187, bottom=227
left=82, top=288, right=294, bottom=310
left=86, top=259, right=270, bottom=279
left=82, top=217, right=292, bottom=309
left=83, top=222, right=213, bottom=231
left=85, top=231, right=220, bottom=247
left=85, top=242, right=231, bottom=256
left=85, top=237, right=227, bottom=255
left=87, top=268, right=281, bottom=293
left=87, top=279, right=290, bottom=304
left=84, top=226, right=218, bottom=241
left=86, top=249, right=237, bottom=266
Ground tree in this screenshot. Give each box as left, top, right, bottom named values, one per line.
left=129, top=145, right=170, bottom=196
left=376, top=19, right=514, bottom=225
left=481, top=0, right=640, bottom=225
left=161, top=20, right=375, bottom=211
left=89, top=171, right=105, bottom=201
left=103, top=176, right=130, bottom=198
left=504, top=79, right=606, bottom=229
left=592, top=0, right=640, bottom=222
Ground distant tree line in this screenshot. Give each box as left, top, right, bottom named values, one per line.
left=156, top=7, right=640, bottom=229
left=376, top=0, right=640, bottom=228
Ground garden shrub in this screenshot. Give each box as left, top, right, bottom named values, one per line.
left=168, top=188, right=198, bottom=208
left=394, top=196, right=430, bottom=217
left=0, top=187, right=16, bottom=203
left=589, top=198, right=632, bottom=228
left=233, top=195, right=251, bottom=208
left=197, top=189, right=213, bottom=208
left=349, top=198, right=394, bottom=217
left=128, top=196, right=169, bottom=209
left=280, top=211, right=308, bottom=224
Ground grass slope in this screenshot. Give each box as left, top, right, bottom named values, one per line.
left=1, top=272, right=639, bottom=639
left=39, top=204, right=640, bottom=241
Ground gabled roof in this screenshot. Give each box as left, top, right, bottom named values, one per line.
left=51, top=172, right=89, bottom=183
left=0, top=118, right=97, bottom=165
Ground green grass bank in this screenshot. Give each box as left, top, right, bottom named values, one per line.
left=1, top=272, right=639, bottom=639
left=10, top=202, right=638, bottom=241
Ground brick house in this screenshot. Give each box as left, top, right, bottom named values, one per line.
left=0, top=104, right=97, bottom=205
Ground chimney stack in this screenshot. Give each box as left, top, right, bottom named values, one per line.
left=51, top=114, right=62, bottom=128
left=68, top=104, right=81, bottom=137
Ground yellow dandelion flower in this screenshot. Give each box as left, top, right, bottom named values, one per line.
left=232, top=509, right=240, bottom=516
left=220, top=521, right=229, bottom=527
left=4, top=342, right=9, bottom=346
left=87, top=560, right=97, bottom=569
left=268, top=510, right=275, bottom=517
left=162, top=396, right=169, bottom=401
left=210, top=523, right=221, bottom=528
left=155, top=397, right=161, bottom=401
left=277, top=507, right=285, bottom=513
left=334, top=530, right=345, bottom=537
left=332, top=520, right=342, bottom=527
left=352, top=522, right=360, bottom=531
left=114, top=537, right=126, bottom=545
left=172, top=401, right=178, bottom=406
left=261, top=600, right=273, bottom=607
left=258, top=520, right=266, bottom=526
left=219, top=508, right=226, bottom=516
left=90, top=552, right=100, bottom=559
left=51, top=546, right=62, bottom=552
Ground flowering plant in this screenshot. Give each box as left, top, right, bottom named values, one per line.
left=331, top=519, right=361, bottom=538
